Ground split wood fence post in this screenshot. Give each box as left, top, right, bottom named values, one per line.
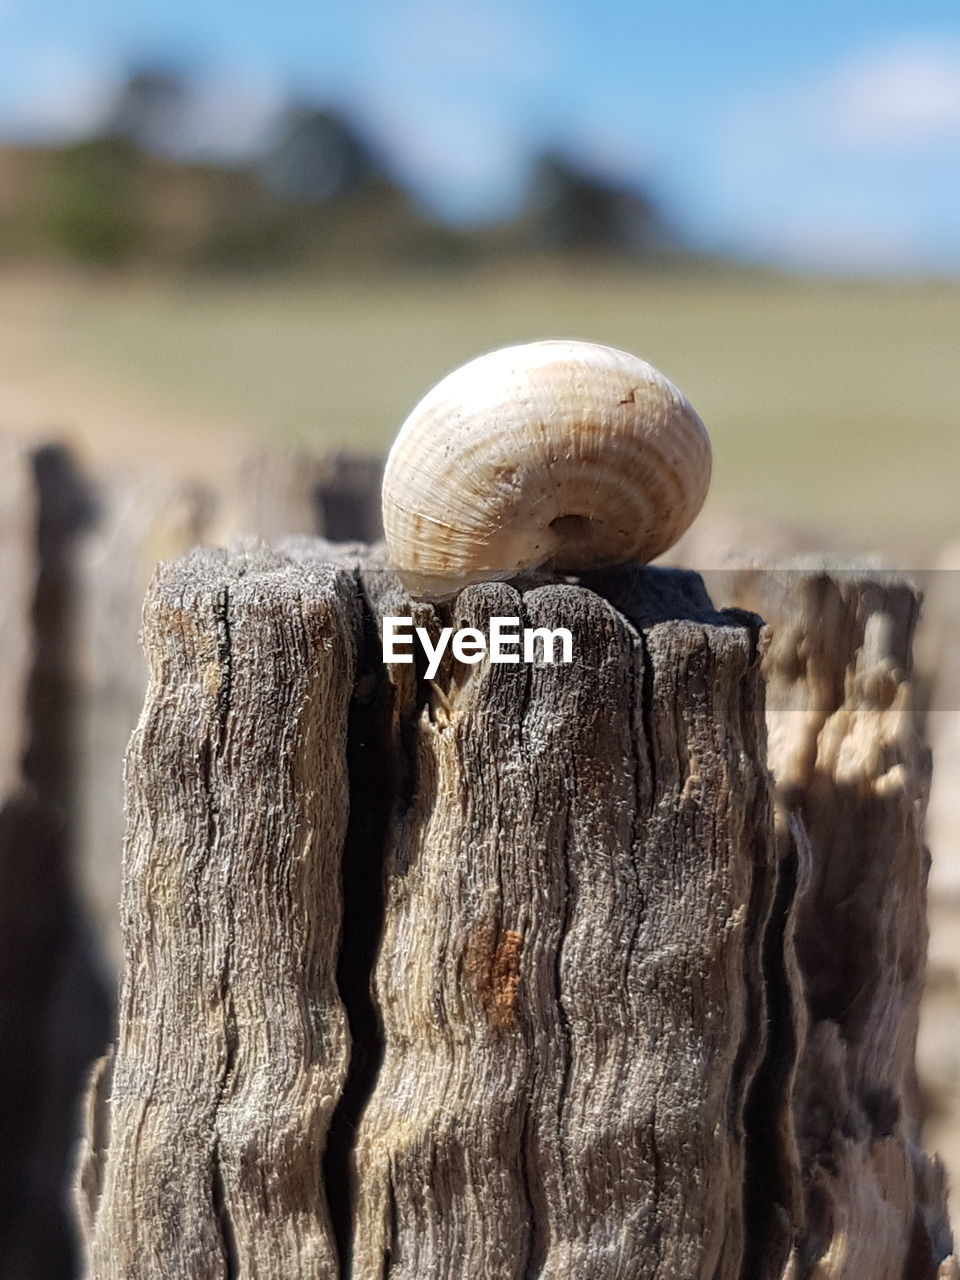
left=76, top=551, right=784, bottom=1277
left=75, top=547, right=956, bottom=1278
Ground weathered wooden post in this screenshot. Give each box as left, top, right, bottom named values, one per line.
left=726, top=566, right=955, bottom=1277
left=77, top=544, right=361, bottom=1277
left=76, top=545, right=793, bottom=1277
left=77, top=466, right=209, bottom=971
left=350, top=565, right=779, bottom=1278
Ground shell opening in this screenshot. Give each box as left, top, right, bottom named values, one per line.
left=549, top=514, right=594, bottom=540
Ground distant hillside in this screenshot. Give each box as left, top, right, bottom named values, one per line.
left=0, top=108, right=688, bottom=274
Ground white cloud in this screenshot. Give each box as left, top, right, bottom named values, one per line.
left=828, top=41, right=960, bottom=148
left=708, top=38, right=960, bottom=272
left=723, top=37, right=960, bottom=165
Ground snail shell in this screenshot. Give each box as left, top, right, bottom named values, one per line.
left=382, top=339, right=712, bottom=600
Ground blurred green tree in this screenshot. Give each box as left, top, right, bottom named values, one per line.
left=44, top=137, right=144, bottom=265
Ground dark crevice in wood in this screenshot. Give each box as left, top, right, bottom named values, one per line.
left=636, top=628, right=659, bottom=803
left=515, top=592, right=546, bottom=1280
left=207, top=581, right=241, bottom=1280
left=518, top=1108, right=543, bottom=1280
left=740, top=817, right=804, bottom=1280
left=386, top=1176, right=399, bottom=1275
left=211, top=1139, right=240, bottom=1280
left=323, top=576, right=396, bottom=1275
left=551, top=777, right=575, bottom=1194
left=514, top=596, right=545, bottom=1280
left=197, top=578, right=241, bottom=1280
left=396, top=613, right=432, bottom=815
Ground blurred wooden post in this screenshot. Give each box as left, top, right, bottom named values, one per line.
left=74, top=449, right=383, bottom=979
left=917, top=543, right=960, bottom=1235
left=0, top=443, right=113, bottom=1280
left=314, top=452, right=383, bottom=543
left=922, top=543, right=960, bottom=895
left=728, top=567, right=955, bottom=1277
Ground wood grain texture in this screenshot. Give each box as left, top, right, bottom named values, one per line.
left=78, top=543, right=361, bottom=1279
left=351, top=565, right=777, bottom=1279
left=77, top=466, right=209, bottom=971
left=76, top=546, right=955, bottom=1278
left=730, top=568, right=956, bottom=1278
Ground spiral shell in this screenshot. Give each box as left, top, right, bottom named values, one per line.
left=382, top=339, right=712, bottom=600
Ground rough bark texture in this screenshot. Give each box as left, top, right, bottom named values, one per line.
left=76, top=467, right=209, bottom=971
left=77, top=543, right=360, bottom=1278
left=728, top=568, right=955, bottom=1278
left=73, top=545, right=956, bottom=1278
left=349, top=565, right=778, bottom=1279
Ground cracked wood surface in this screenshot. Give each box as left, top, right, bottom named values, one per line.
left=75, top=547, right=956, bottom=1278
left=77, top=554, right=779, bottom=1278
left=77, top=544, right=360, bottom=1278
left=350, top=566, right=777, bottom=1278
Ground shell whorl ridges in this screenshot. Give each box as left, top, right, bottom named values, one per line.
left=382, top=339, right=712, bottom=600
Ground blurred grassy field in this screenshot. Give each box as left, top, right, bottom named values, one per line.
left=3, top=263, right=958, bottom=554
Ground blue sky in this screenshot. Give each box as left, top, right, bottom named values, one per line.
left=1, top=0, right=959, bottom=272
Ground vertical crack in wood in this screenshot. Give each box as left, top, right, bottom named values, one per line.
left=208, top=582, right=240, bottom=1280
left=739, top=814, right=806, bottom=1280
left=513, top=611, right=545, bottom=1280
left=324, top=573, right=395, bottom=1274
left=211, top=1139, right=239, bottom=1280
left=636, top=628, right=659, bottom=806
